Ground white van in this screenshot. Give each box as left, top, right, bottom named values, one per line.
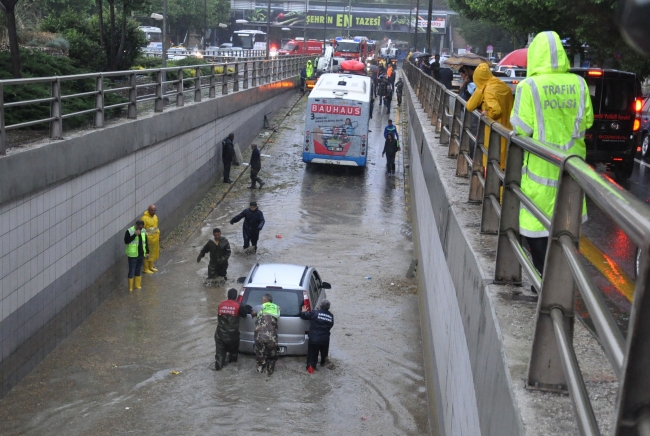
left=303, top=73, right=372, bottom=166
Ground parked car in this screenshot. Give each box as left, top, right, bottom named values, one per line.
left=639, top=96, right=650, bottom=158
left=236, top=263, right=331, bottom=356
left=503, top=68, right=527, bottom=78
left=571, top=68, right=642, bottom=180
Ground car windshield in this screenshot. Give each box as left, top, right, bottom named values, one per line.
left=337, top=42, right=360, bottom=53
left=282, top=43, right=296, bottom=50
left=243, top=288, right=303, bottom=316
left=513, top=70, right=527, bottom=77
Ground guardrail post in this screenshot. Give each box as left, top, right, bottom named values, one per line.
left=176, top=69, right=184, bottom=107
left=448, top=96, right=463, bottom=157
left=527, top=158, right=584, bottom=392
left=155, top=70, right=164, bottom=112
left=614, top=252, right=650, bottom=434
left=480, top=126, right=504, bottom=233
left=209, top=65, right=216, bottom=98
left=233, top=62, right=239, bottom=92
left=469, top=119, right=486, bottom=203
left=128, top=72, right=137, bottom=119
left=222, top=63, right=229, bottom=95
left=50, top=78, right=62, bottom=139
left=194, top=67, right=202, bottom=102
left=252, top=61, right=258, bottom=86
left=0, top=83, right=5, bottom=155
left=494, top=137, right=523, bottom=284
left=435, top=87, right=445, bottom=132
left=456, top=106, right=474, bottom=177
left=95, top=75, right=105, bottom=126
left=243, top=62, right=249, bottom=89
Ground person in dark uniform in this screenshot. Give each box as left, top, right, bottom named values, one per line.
left=222, top=133, right=235, bottom=183
left=300, top=299, right=334, bottom=373
left=395, top=78, right=404, bottom=106
left=197, top=228, right=231, bottom=279
left=214, top=288, right=250, bottom=370
left=230, top=202, right=265, bottom=252
left=382, top=132, right=400, bottom=177
left=248, top=144, right=265, bottom=189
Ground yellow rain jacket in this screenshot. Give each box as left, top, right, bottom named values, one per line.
left=466, top=62, right=514, bottom=169
left=141, top=210, right=160, bottom=262
left=510, top=31, right=594, bottom=238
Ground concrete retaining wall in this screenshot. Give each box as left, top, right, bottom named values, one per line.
left=0, top=78, right=297, bottom=396
left=404, top=79, right=523, bottom=435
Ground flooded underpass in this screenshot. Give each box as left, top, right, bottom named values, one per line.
left=0, top=92, right=430, bottom=435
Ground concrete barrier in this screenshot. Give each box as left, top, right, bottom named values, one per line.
left=0, top=78, right=298, bottom=396
left=403, top=75, right=617, bottom=435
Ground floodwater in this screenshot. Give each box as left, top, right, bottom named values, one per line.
left=0, top=91, right=430, bottom=435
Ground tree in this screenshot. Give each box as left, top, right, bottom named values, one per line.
left=452, top=16, right=525, bottom=56
left=0, top=0, right=22, bottom=77
left=97, top=0, right=151, bottom=70
left=448, top=0, right=650, bottom=76
left=41, top=6, right=146, bottom=71
left=151, top=0, right=229, bottom=46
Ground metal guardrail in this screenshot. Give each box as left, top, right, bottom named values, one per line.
left=404, top=60, right=650, bottom=436
left=0, top=55, right=310, bottom=155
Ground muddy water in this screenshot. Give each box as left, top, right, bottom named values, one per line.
left=0, top=91, right=430, bottom=435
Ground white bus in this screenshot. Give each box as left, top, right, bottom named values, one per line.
left=303, top=73, right=372, bottom=167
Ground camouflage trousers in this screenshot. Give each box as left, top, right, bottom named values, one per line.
left=254, top=338, right=278, bottom=371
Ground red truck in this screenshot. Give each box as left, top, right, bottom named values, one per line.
left=333, top=38, right=372, bottom=63
left=278, top=38, right=323, bottom=55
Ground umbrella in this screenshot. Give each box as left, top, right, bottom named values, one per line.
left=341, top=59, right=365, bottom=72
left=443, top=52, right=488, bottom=67
left=366, top=64, right=380, bottom=72
left=496, top=48, right=528, bottom=68
left=410, top=52, right=430, bottom=59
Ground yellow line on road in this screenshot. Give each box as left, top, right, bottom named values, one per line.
left=579, top=235, right=635, bottom=302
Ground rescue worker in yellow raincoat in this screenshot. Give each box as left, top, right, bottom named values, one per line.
left=466, top=62, right=514, bottom=169
left=510, top=31, right=593, bottom=280
left=141, top=204, right=160, bottom=274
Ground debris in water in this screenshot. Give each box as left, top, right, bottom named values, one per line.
left=365, top=276, right=371, bottom=280
left=261, top=154, right=271, bottom=157
left=391, top=283, right=395, bottom=285
left=126, top=407, right=130, bottom=410
left=170, top=370, right=180, bottom=375
left=276, top=235, right=282, bottom=238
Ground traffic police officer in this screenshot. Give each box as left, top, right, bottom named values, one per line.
left=510, top=31, right=594, bottom=279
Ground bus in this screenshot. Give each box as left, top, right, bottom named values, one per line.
left=303, top=73, right=372, bottom=167
left=232, top=30, right=266, bottom=51
left=138, top=26, right=162, bottom=43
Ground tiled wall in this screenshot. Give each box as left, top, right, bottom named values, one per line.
left=0, top=89, right=294, bottom=396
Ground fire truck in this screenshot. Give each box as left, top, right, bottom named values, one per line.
left=333, top=37, right=373, bottom=63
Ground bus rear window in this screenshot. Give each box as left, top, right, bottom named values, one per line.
left=243, top=288, right=303, bottom=316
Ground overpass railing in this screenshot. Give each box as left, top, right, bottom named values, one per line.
left=404, top=60, right=650, bottom=436
left=0, top=55, right=310, bottom=155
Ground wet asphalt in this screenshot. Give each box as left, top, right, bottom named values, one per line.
left=0, top=90, right=429, bottom=435
left=578, top=158, right=650, bottom=334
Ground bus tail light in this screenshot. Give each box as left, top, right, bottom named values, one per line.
left=362, top=134, right=366, bottom=148
left=634, top=119, right=641, bottom=131
left=588, top=69, right=603, bottom=76
left=635, top=98, right=643, bottom=112
left=302, top=290, right=311, bottom=311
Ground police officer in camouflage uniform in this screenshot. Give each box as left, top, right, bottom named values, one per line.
left=251, top=293, right=280, bottom=376
left=214, top=288, right=249, bottom=370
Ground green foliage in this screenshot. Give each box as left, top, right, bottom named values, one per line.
left=448, top=0, right=650, bottom=76
left=452, top=16, right=524, bottom=56
left=41, top=7, right=146, bottom=71
left=40, top=0, right=95, bottom=15
left=0, top=50, right=126, bottom=129
left=149, top=0, right=230, bottom=44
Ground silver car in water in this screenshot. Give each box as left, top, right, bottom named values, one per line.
left=237, top=263, right=331, bottom=356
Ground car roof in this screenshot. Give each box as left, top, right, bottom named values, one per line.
left=248, top=263, right=309, bottom=289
